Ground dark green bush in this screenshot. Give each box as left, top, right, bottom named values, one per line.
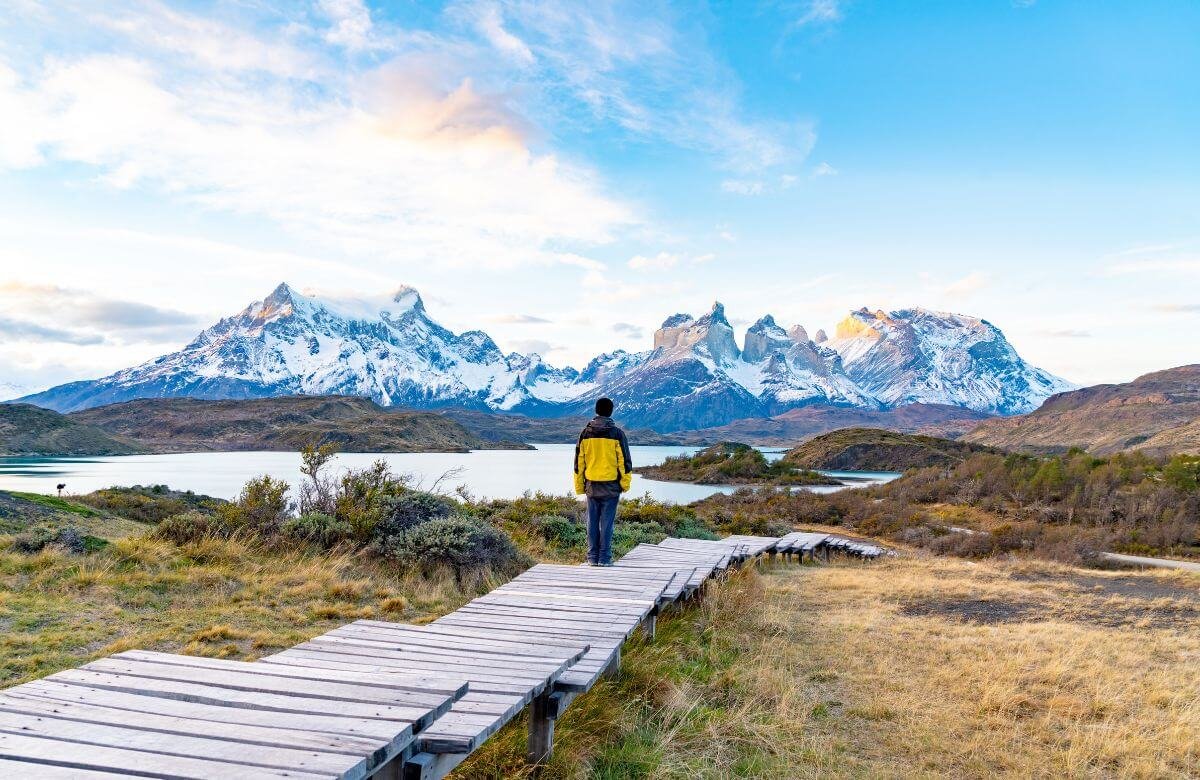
left=156, top=511, right=231, bottom=545
left=9, top=526, right=96, bottom=554
left=281, top=513, right=354, bottom=549
left=76, top=485, right=223, bottom=523
left=533, top=514, right=587, bottom=549
left=613, top=521, right=667, bottom=556
left=375, top=516, right=529, bottom=575
left=378, top=492, right=456, bottom=535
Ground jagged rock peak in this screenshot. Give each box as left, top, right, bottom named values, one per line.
left=788, top=324, right=809, bottom=343
left=813, top=328, right=828, bottom=343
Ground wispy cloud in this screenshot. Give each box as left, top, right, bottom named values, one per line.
left=812, top=161, right=838, bottom=177
left=471, top=0, right=815, bottom=175
left=612, top=321, right=643, bottom=339
left=0, top=316, right=103, bottom=346
left=940, top=271, right=991, bottom=298
left=0, top=1, right=634, bottom=274
left=491, top=313, right=552, bottom=324
left=628, top=251, right=714, bottom=271
left=789, top=0, right=844, bottom=28
left=1152, top=303, right=1200, bottom=313
left=0, top=281, right=200, bottom=345
left=1036, top=328, right=1093, bottom=338
left=506, top=338, right=562, bottom=354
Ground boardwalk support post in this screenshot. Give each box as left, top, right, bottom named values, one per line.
left=400, top=753, right=435, bottom=780
left=642, top=606, right=658, bottom=640
left=528, top=690, right=566, bottom=765
left=603, top=646, right=622, bottom=679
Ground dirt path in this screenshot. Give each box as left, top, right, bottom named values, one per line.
left=1101, top=551, right=1200, bottom=573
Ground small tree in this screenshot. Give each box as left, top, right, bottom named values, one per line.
left=299, top=443, right=339, bottom=516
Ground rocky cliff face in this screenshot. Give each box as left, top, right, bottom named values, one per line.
left=21, top=284, right=1074, bottom=432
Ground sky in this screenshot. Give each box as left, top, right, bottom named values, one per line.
left=1, top=0, right=1198, bottom=395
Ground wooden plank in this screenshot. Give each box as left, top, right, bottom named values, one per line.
left=0, top=709, right=366, bottom=779
left=333, top=623, right=586, bottom=661
left=0, top=731, right=333, bottom=780
left=45, top=669, right=438, bottom=727
left=0, top=758, right=135, bottom=779
left=0, top=694, right=386, bottom=756
left=81, top=657, right=454, bottom=709
left=117, top=650, right=468, bottom=697
left=8, top=680, right=409, bottom=742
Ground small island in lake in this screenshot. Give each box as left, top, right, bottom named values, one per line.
left=636, top=442, right=843, bottom=486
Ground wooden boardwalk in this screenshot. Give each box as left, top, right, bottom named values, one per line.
left=0, top=530, right=886, bottom=778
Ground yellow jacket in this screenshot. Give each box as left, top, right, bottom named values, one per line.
left=573, top=415, right=633, bottom=497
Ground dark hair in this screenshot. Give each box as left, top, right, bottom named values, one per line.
left=595, top=397, right=614, bottom=416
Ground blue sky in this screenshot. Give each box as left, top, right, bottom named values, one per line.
left=0, top=0, right=1197, bottom=393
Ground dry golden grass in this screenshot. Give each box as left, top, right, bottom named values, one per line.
left=0, top=533, right=487, bottom=686
left=457, top=555, right=1199, bottom=779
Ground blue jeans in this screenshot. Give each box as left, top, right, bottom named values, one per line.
left=586, top=495, right=619, bottom=564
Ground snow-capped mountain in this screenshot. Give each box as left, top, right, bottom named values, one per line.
left=19, top=283, right=579, bottom=415
left=20, top=283, right=1075, bottom=431
left=822, top=308, right=1075, bottom=415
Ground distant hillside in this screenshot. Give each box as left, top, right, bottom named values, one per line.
left=636, top=442, right=841, bottom=486
left=784, top=428, right=997, bottom=471
left=439, top=408, right=688, bottom=445
left=0, top=403, right=145, bottom=456
left=70, top=396, right=524, bottom=453
left=963, top=365, right=1200, bottom=456
left=682, top=403, right=992, bottom=446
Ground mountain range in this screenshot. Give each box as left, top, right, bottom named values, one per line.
left=963, top=364, right=1200, bottom=456
left=19, top=283, right=1075, bottom=432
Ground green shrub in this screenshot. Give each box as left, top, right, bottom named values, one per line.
left=379, top=492, right=456, bottom=534
left=613, top=521, right=667, bottom=556
left=9, top=526, right=95, bottom=554
left=11, top=527, right=56, bottom=553
left=156, top=511, right=231, bottom=545
left=76, top=485, right=223, bottom=523
left=534, top=514, right=587, bottom=549
left=375, top=516, right=529, bottom=575
left=280, top=513, right=353, bottom=549
left=217, top=475, right=291, bottom=534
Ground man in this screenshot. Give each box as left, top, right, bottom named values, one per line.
left=573, top=397, right=632, bottom=566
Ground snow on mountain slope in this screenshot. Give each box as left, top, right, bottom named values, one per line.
left=824, top=307, right=1075, bottom=414
left=19, top=284, right=1073, bottom=429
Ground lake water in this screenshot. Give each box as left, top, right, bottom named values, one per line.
left=0, top=444, right=898, bottom=504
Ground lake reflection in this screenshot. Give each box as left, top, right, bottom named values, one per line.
left=0, top=444, right=897, bottom=503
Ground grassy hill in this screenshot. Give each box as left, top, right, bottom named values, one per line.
left=70, top=395, right=526, bottom=453
left=0, top=490, right=152, bottom=539
left=963, top=364, right=1200, bottom=456
left=783, top=428, right=997, bottom=471
left=0, top=403, right=145, bottom=456
left=636, top=442, right=842, bottom=485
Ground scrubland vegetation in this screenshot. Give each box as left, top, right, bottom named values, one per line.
left=1, top=442, right=1198, bottom=777
left=637, top=442, right=839, bottom=486
left=696, top=449, right=1200, bottom=563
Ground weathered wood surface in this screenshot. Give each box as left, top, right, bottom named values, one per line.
left=0, top=528, right=890, bottom=779
left=0, top=652, right=465, bottom=779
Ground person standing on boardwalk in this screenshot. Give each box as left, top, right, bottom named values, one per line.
left=573, top=397, right=633, bottom=566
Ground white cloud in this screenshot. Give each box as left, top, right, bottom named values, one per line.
left=628, top=252, right=680, bottom=271
left=628, top=251, right=715, bottom=272
left=318, top=0, right=376, bottom=51
left=490, top=313, right=552, bottom=324
left=469, top=2, right=535, bottom=64
left=812, top=161, right=838, bottom=177
left=477, top=0, right=815, bottom=175
left=0, top=3, right=634, bottom=275
left=790, top=0, right=843, bottom=28
left=721, top=179, right=766, bottom=196
left=941, top=271, right=990, bottom=298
